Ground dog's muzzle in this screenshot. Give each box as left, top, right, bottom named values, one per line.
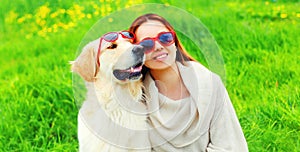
left=113, top=46, right=145, bottom=81
left=132, top=45, right=145, bottom=62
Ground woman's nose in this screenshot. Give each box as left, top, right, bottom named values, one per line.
left=154, top=41, right=163, bottom=52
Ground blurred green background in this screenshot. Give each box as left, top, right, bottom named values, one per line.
left=0, top=0, right=299, bottom=151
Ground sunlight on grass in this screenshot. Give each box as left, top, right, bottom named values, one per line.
left=3, top=0, right=143, bottom=39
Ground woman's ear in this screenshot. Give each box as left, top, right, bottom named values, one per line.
left=70, top=41, right=98, bottom=82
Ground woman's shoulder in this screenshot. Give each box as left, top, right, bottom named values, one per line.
left=185, top=61, right=210, bottom=71
left=178, top=61, right=214, bottom=75
left=178, top=61, right=223, bottom=83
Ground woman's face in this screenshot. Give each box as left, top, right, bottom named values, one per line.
left=135, top=20, right=177, bottom=70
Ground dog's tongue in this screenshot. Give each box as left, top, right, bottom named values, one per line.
left=127, top=66, right=142, bottom=73
left=113, top=65, right=143, bottom=81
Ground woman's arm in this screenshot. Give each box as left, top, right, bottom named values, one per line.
left=207, top=76, right=248, bottom=152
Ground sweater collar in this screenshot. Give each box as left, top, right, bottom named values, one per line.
left=143, top=61, right=212, bottom=112
left=143, top=61, right=214, bottom=147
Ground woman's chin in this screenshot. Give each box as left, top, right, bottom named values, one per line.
left=145, top=60, right=176, bottom=71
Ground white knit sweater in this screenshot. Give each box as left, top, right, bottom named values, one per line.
left=143, top=61, right=248, bottom=152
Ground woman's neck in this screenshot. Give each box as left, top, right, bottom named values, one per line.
left=150, top=63, right=179, bottom=86
left=149, top=63, right=190, bottom=100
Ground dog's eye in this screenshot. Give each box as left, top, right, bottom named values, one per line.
left=107, top=43, right=117, bottom=49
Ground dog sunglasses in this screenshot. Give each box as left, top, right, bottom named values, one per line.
left=102, top=31, right=135, bottom=42
left=96, top=31, right=135, bottom=67
left=137, top=31, right=175, bottom=54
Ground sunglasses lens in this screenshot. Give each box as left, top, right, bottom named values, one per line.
left=103, top=33, right=118, bottom=42
left=121, top=31, right=135, bottom=39
left=159, top=32, right=174, bottom=45
left=139, top=39, right=154, bottom=53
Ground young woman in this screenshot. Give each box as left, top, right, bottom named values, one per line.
left=129, top=13, right=248, bottom=151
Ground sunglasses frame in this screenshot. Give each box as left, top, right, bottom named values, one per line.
left=102, top=31, right=136, bottom=42
left=137, top=30, right=176, bottom=54
left=96, top=31, right=135, bottom=68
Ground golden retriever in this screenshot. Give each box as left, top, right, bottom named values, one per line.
left=71, top=31, right=150, bottom=152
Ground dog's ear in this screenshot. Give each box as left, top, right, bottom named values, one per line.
left=70, top=42, right=98, bottom=82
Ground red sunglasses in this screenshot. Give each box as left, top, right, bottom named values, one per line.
left=96, top=31, right=135, bottom=67
left=137, top=31, right=175, bottom=54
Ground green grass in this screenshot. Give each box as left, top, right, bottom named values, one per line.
left=0, top=0, right=299, bottom=151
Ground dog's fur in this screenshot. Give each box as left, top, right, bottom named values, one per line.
left=71, top=34, right=150, bottom=151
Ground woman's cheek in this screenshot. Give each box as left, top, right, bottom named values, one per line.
left=145, top=52, right=153, bottom=61
left=166, top=45, right=177, bottom=59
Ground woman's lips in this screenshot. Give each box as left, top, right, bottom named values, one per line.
left=152, top=52, right=168, bottom=61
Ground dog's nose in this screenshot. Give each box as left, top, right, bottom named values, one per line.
left=132, top=45, right=145, bottom=58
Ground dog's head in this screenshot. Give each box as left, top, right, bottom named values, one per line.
left=71, top=32, right=145, bottom=83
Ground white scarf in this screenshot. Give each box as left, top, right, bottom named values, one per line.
left=143, top=61, right=214, bottom=149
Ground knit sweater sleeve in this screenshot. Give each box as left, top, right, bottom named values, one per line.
left=207, top=75, right=248, bottom=152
